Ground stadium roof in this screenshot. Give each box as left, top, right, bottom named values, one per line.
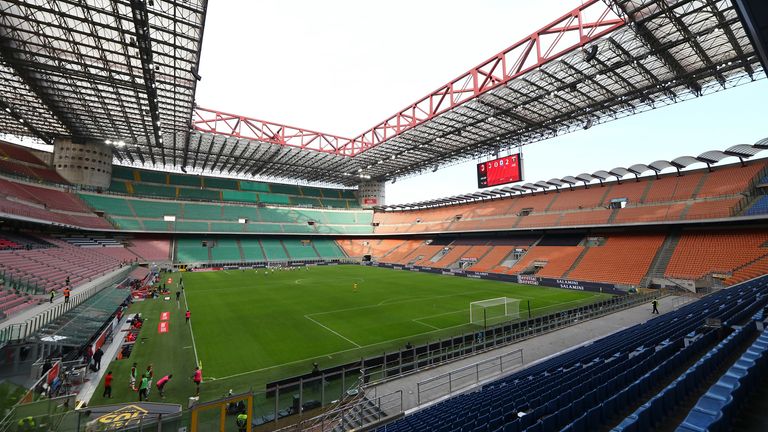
left=0, top=0, right=764, bottom=186
left=375, top=140, right=768, bottom=210
left=0, top=0, right=207, bottom=166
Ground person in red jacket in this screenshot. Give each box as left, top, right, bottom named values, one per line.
left=192, top=366, right=202, bottom=396
left=185, top=310, right=191, bottom=323
left=155, top=374, right=172, bottom=398
left=103, top=371, right=113, bottom=398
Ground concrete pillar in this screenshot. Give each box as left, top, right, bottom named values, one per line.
left=358, top=181, right=385, bottom=208
left=52, top=138, right=113, bottom=188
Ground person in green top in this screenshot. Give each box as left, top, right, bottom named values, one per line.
left=236, top=412, right=248, bottom=432
left=17, top=416, right=35, bottom=431
left=139, top=376, right=149, bottom=401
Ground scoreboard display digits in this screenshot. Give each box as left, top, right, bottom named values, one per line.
left=477, top=153, right=523, bottom=188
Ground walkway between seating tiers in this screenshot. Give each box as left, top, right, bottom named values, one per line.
left=366, top=295, right=696, bottom=413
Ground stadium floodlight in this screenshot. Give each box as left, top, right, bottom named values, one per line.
left=470, top=297, right=520, bottom=328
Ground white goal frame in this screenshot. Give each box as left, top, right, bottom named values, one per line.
left=470, top=297, right=520, bottom=326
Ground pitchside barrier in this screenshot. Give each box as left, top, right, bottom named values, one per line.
left=363, top=261, right=627, bottom=295
left=176, top=258, right=357, bottom=271
left=251, top=290, right=661, bottom=430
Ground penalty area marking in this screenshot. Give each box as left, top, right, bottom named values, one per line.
left=304, top=315, right=361, bottom=348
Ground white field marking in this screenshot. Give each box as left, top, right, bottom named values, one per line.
left=304, top=315, right=361, bottom=348
left=205, top=293, right=606, bottom=382
left=183, top=346, right=193, bottom=349
left=205, top=318, right=479, bottom=383
left=412, top=319, right=440, bottom=330
left=182, top=290, right=201, bottom=368
left=222, top=270, right=231, bottom=274
left=306, top=291, right=492, bottom=318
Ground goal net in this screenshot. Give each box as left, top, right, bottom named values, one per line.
left=470, top=297, right=521, bottom=326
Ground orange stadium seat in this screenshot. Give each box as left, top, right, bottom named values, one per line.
left=696, top=161, right=766, bottom=198
left=507, top=246, right=584, bottom=278
left=558, top=209, right=612, bottom=226
left=665, top=230, right=768, bottom=280
left=547, top=186, right=607, bottom=211
left=643, top=171, right=704, bottom=203
left=567, top=234, right=665, bottom=285
left=469, top=245, right=517, bottom=272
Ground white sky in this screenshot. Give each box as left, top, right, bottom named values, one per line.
left=194, top=0, right=768, bottom=204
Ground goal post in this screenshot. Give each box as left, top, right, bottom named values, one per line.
left=470, top=297, right=521, bottom=327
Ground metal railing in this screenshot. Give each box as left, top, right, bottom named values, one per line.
left=416, top=348, right=524, bottom=405
left=0, top=269, right=46, bottom=295
left=356, top=291, right=663, bottom=389
left=274, top=389, right=404, bottom=432
left=0, top=267, right=133, bottom=349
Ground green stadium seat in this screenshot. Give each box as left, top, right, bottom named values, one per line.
left=210, top=239, right=242, bottom=261
left=282, top=224, right=316, bottom=233
left=269, top=183, right=302, bottom=196
left=111, top=217, right=143, bottom=230
left=176, top=238, right=210, bottom=262
left=111, top=166, right=135, bottom=180
left=300, top=186, right=324, bottom=197
left=174, top=221, right=210, bottom=232
left=78, top=194, right=135, bottom=217
left=313, top=239, right=345, bottom=259
left=108, top=180, right=129, bottom=194
left=183, top=203, right=224, bottom=220
left=177, top=187, right=221, bottom=201
left=259, top=208, right=293, bottom=223
left=321, top=198, right=349, bottom=209
left=222, top=205, right=260, bottom=221
left=131, top=200, right=181, bottom=218
left=133, top=182, right=177, bottom=198
left=142, top=220, right=171, bottom=231
left=340, top=190, right=357, bottom=200
left=324, top=211, right=358, bottom=224
left=258, top=193, right=291, bottom=205
left=260, top=239, right=289, bottom=260
left=204, top=177, right=239, bottom=190
left=246, top=223, right=283, bottom=233
left=222, top=190, right=258, bottom=203
left=210, top=222, right=246, bottom=232
left=240, top=239, right=265, bottom=261
left=169, top=173, right=202, bottom=187
left=357, top=212, right=374, bottom=224
left=240, top=180, right=270, bottom=192
left=282, top=239, right=320, bottom=260
left=138, top=170, right=167, bottom=184
left=290, top=197, right=321, bottom=207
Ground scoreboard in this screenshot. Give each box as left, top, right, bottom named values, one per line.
left=477, top=154, right=523, bottom=188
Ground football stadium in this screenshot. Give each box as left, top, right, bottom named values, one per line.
left=1, top=0, right=768, bottom=430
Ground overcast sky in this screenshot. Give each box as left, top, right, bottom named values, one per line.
left=194, top=0, right=767, bottom=204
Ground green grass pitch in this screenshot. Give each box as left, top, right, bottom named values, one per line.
left=89, top=265, right=611, bottom=407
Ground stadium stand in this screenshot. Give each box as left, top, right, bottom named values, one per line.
left=743, top=195, right=768, bottom=216
left=78, top=192, right=373, bottom=234
left=373, top=160, right=766, bottom=234
left=108, top=166, right=359, bottom=209
left=0, top=140, right=68, bottom=184
left=0, top=235, right=128, bottom=299
left=126, top=238, right=171, bottom=262
left=375, top=276, right=768, bottom=432
left=507, top=246, right=585, bottom=278
left=566, top=234, right=665, bottom=285
left=665, top=230, right=768, bottom=280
